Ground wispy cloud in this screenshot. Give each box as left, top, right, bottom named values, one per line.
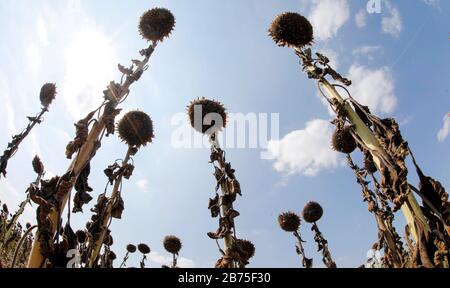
left=352, top=45, right=382, bottom=61
left=148, top=251, right=195, bottom=268
left=437, top=114, right=450, bottom=142
left=355, top=9, right=367, bottom=29
left=382, top=1, right=402, bottom=37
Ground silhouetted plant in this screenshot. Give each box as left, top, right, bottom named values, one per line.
left=0, top=84, right=56, bottom=179
left=278, top=211, right=312, bottom=268
left=302, top=202, right=336, bottom=268
left=187, top=98, right=253, bottom=268
left=26, top=7, right=175, bottom=268
left=269, top=11, right=449, bottom=268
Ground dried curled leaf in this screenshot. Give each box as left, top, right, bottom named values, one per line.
left=66, top=111, right=95, bottom=159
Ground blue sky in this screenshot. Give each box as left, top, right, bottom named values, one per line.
left=0, top=0, right=449, bottom=268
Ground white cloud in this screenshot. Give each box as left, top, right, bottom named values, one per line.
left=267, top=119, right=340, bottom=177
left=437, top=114, right=450, bottom=142
left=148, top=251, right=195, bottom=268
left=382, top=1, right=402, bottom=37
left=352, top=45, right=382, bottom=61
left=355, top=10, right=367, bottom=29
left=347, top=64, right=397, bottom=114
left=308, top=0, right=350, bottom=41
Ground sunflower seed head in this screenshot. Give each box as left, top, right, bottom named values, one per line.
left=278, top=211, right=301, bottom=232
left=302, top=201, right=323, bottom=223
left=139, top=8, right=175, bottom=42
left=117, top=110, right=154, bottom=147
left=269, top=12, right=314, bottom=48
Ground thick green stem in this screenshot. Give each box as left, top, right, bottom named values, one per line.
left=318, top=79, right=428, bottom=242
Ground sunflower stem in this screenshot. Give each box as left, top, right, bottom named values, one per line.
left=87, top=146, right=133, bottom=268
left=27, top=43, right=156, bottom=268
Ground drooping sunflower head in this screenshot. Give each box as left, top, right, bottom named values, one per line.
left=331, top=126, right=357, bottom=154
left=236, top=239, right=255, bottom=261
left=126, top=244, right=137, bottom=253
left=39, top=83, right=57, bottom=108
left=278, top=211, right=301, bottom=232
left=187, top=98, right=227, bottom=135
left=117, top=110, right=154, bottom=147
left=139, top=8, right=175, bottom=42
left=302, top=201, right=323, bottom=223
left=32, top=155, right=44, bottom=175
left=75, top=230, right=87, bottom=244
left=163, top=235, right=182, bottom=254
left=269, top=12, right=313, bottom=48
left=138, top=243, right=151, bottom=254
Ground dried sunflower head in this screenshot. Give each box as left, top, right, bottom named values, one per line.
left=76, top=230, right=87, bottom=244
left=39, top=83, right=57, bottom=108
left=187, top=98, right=227, bottom=134
left=163, top=235, right=182, bottom=254
left=2, top=203, right=8, bottom=214
left=278, top=212, right=301, bottom=232
left=32, top=155, right=44, bottom=175
left=237, top=239, right=255, bottom=260
left=104, top=234, right=114, bottom=246
left=332, top=126, right=356, bottom=154
left=302, top=201, right=323, bottom=223
left=139, top=8, right=175, bottom=42
left=108, top=251, right=117, bottom=261
left=126, top=244, right=137, bottom=253
left=269, top=12, right=313, bottom=48
left=117, top=110, right=154, bottom=147
left=138, top=243, right=151, bottom=254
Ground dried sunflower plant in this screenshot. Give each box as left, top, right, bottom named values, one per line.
left=0, top=83, right=56, bottom=179
left=84, top=111, right=154, bottom=268
left=269, top=12, right=449, bottom=268
left=163, top=235, right=183, bottom=268
left=187, top=98, right=255, bottom=268
left=25, top=7, right=175, bottom=268
left=278, top=211, right=312, bottom=268
left=0, top=155, right=45, bottom=267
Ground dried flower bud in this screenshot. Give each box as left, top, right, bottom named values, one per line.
left=76, top=230, right=87, bottom=244
left=26, top=222, right=32, bottom=230
left=237, top=239, right=255, bottom=261
left=108, top=251, right=117, bottom=261
left=269, top=12, right=313, bottom=48
left=126, top=244, right=137, bottom=253
left=138, top=243, right=151, bottom=254
left=302, top=201, right=323, bottom=223
left=332, top=126, right=356, bottom=154
left=104, top=234, right=114, bottom=246
left=117, top=110, right=154, bottom=147
left=2, top=203, right=8, bottom=214
left=32, top=155, right=44, bottom=175
left=139, top=8, right=175, bottom=42
left=187, top=98, right=227, bottom=134
left=278, top=212, right=301, bottom=232
left=39, top=83, right=57, bottom=108
left=163, top=235, right=182, bottom=254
